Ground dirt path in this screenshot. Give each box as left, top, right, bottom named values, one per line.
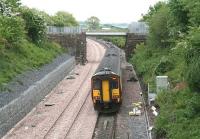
left=3, top=39, right=106, bottom=139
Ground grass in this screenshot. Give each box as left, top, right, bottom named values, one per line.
left=0, top=40, right=64, bottom=90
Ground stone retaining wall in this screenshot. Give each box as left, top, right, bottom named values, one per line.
left=0, top=57, right=75, bottom=137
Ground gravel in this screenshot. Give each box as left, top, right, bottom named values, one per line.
left=0, top=54, right=71, bottom=108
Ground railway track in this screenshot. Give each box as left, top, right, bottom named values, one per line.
left=92, top=113, right=117, bottom=139
left=43, top=40, right=102, bottom=138
left=3, top=39, right=105, bottom=139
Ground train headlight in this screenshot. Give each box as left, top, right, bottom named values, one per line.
left=93, top=90, right=101, bottom=101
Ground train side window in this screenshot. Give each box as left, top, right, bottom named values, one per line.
left=93, top=79, right=101, bottom=90
left=110, top=80, right=118, bottom=89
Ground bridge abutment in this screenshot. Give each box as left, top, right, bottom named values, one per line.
left=48, top=33, right=87, bottom=64
left=125, top=33, right=146, bottom=60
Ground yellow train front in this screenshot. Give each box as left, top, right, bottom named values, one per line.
left=91, top=44, right=122, bottom=113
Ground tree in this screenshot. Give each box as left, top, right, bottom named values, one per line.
left=147, top=4, right=171, bottom=48
left=21, top=7, right=47, bottom=45
left=141, top=2, right=165, bottom=22
left=52, top=11, right=78, bottom=27
left=86, top=16, right=100, bottom=30
left=182, top=0, right=200, bottom=26
left=0, top=0, right=21, bottom=16
left=31, top=9, right=54, bottom=26
left=168, top=0, right=189, bottom=33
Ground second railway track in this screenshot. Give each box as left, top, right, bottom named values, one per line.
left=92, top=113, right=117, bottom=139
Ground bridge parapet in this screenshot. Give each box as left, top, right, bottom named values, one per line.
left=47, top=26, right=84, bottom=34
left=86, top=32, right=127, bottom=36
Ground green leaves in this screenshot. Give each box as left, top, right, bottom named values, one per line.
left=147, top=4, right=171, bottom=48
left=0, top=15, right=25, bottom=47
left=86, top=16, right=100, bottom=30
left=52, top=11, right=78, bottom=27
left=21, top=8, right=47, bottom=45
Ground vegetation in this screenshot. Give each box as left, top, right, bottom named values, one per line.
left=98, top=36, right=126, bottom=48
left=0, top=0, right=78, bottom=90
left=130, top=0, right=200, bottom=138
left=0, top=41, right=63, bottom=89
left=21, top=7, right=47, bottom=45
left=52, top=11, right=79, bottom=27
left=86, top=16, right=100, bottom=30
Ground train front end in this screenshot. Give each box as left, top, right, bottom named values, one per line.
left=91, top=71, right=122, bottom=113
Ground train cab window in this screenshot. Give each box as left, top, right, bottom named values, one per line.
left=110, top=80, right=118, bottom=89
left=93, top=79, right=101, bottom=90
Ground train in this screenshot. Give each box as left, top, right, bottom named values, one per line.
left=91, top=42, right=122, bottom=113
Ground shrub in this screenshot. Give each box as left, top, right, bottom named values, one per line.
left=155, top=56, right=174, bottom=75
left=0, top=15, right=25, bottom=48
left=185, top=27, right=200, bottom=92
left=52, top=11, right=78, bottom=27
left=147, top=4, right=171, bottom=48
left=21, top=8, right=46, bottom=45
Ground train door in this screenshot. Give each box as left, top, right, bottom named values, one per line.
left=102, top=80, right=110, bottom=102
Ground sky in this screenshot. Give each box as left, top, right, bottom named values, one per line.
left=21, top=0, right=165, bottom=23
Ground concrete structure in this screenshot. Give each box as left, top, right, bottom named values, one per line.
left=156, top=76, right=169, bottom=93
left=0, top=57, right=75, bottom=137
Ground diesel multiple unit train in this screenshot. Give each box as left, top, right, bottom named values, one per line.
left=91, top=43, right=122, bottom=112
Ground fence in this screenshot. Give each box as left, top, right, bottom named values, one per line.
left=47, top=26, right=84, bottom=34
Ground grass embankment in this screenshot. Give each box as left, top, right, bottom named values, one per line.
left=0, top=40, right=64, bottom=90
left=130, top=44, right=200, bottom=139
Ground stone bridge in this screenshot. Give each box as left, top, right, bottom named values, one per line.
left=47, top=22, right=148, bottom=63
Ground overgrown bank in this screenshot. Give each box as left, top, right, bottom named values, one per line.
left=0, top=0, right=78, bottom=90
left=0, top=41, right=63, bottom=90
left=130, top=0, right=200, bottom=138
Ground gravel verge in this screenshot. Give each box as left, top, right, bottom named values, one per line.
left=0, top=54, right=71, bottom=108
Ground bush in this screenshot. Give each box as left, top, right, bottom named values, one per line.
left=21, top=8, right=46, bottom=45
left=185, top=27, right=200, bottom=92
left=0, top=15, right=25, bottom=48
left=186, top=59, right=200, bottom=92
left=147, top=4, right=171, bottom=48
left=155, top=89, right=200, bottom=139
left=155, top=56, right=174, bottom=75
left=52, top=11, right=78, bottom=27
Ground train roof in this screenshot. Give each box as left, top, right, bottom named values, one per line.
left=93, top=44, right=121, bottom=77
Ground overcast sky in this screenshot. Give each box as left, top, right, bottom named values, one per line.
left=21, top=0, right=165, bottom=23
